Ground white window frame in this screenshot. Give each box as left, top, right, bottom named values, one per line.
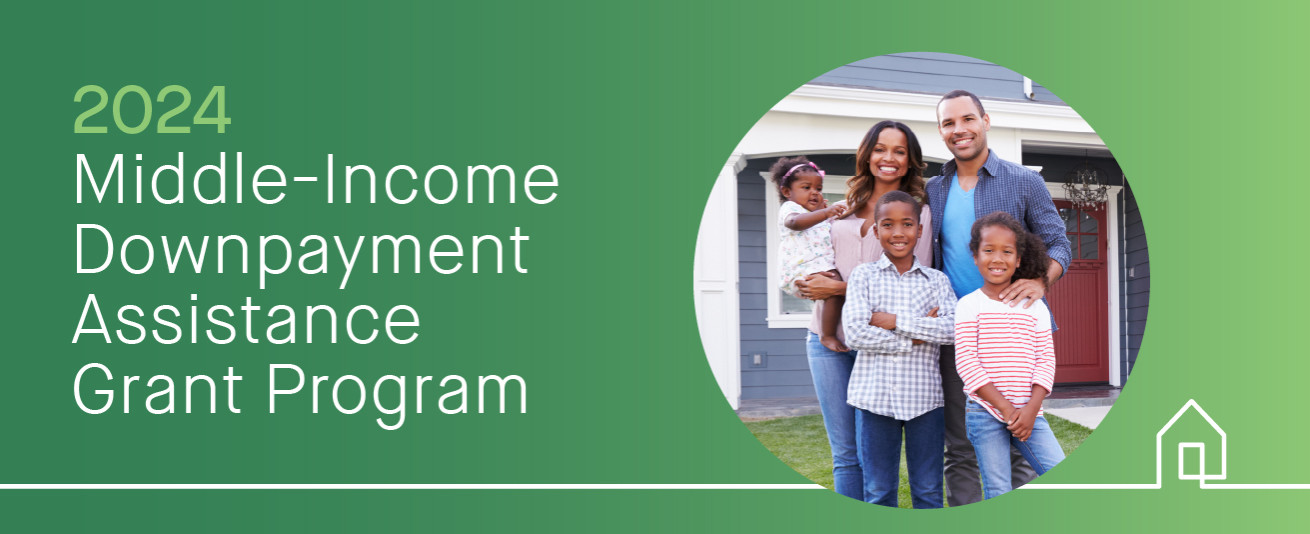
left=763, top=171, right=852, bottom=329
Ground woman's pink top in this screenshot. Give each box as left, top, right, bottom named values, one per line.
left=807, top=205, right=933, bottom=342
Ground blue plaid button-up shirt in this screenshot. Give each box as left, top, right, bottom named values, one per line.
left=926, top=150, right=1072, bottom=276
left=926, top=151, right=1073, bottom=328
left=843, top=255, right=958, bottom=421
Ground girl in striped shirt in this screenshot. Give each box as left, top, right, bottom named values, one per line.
left=954, top=212, right=1066, bottom=500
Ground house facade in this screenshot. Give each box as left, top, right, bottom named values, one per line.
left=695, top=53, right=1149, bottom=409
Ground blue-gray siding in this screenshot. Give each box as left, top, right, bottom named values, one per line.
left=1122, top=186, right=1148, bottom=385
left=810, top=52, right=1063, bottom=105
left=738, top=152, right=1147, bottom=400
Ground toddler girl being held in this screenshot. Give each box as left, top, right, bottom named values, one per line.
left=772, top=156, right=847, bottom=352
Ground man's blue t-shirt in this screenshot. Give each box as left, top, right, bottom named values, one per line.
left=942, top=173, right=983, bottom=298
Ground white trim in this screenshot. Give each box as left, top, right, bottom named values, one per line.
left=1043, top=182, right=1124, bottom=387
left=774, top=85, right=1099, bottom=133
left=695, top=153, right=744, bottom=409
left=782, top=85, right=1084, bottom=117
left=734, top=96, right=1103, bottom=171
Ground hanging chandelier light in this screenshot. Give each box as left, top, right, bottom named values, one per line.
left=1062, top=150, right=1109, bottom=210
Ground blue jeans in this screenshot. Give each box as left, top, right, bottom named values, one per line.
left=857, top=407, right=944, bottom=508
left=965, top=400, right=1066, bottom=499
left=805, top=332, right=861, bottom=500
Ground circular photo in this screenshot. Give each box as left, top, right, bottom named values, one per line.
left=693, top=52, right=1146, bottom=508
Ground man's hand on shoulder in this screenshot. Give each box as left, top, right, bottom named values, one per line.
left=999, top=278, right=1045, bottom=309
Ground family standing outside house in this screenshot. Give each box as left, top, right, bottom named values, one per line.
left=779, top=90, right=1073, bottom=508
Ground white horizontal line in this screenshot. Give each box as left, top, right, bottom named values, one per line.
left=1022, top=483, right=1161, bottom=490
left=293, top=176, right=318, bottom=182
left=0, top=484, right=825, bottom=490
left=1025, top=482, right=1310, bottom=490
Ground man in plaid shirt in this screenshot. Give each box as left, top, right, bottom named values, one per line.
left=927, top=90, right=1073, bottom=506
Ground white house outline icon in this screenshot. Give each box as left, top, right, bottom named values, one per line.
left=1025, top=399, right=1310, bottom=490
left=1160, top=399, right=1226, bottom=483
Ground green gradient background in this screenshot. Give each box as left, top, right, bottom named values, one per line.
left=5, top=0, right=1309, bottom=531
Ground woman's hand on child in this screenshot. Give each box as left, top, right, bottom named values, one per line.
left=796, top=273, right=842, bottom=300
left=820, top=335, right=850, bottom=353
left=999, top=278, right=1046, bottom=308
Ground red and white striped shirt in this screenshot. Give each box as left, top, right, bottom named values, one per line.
left=953, top=289, right=1056, bottom=422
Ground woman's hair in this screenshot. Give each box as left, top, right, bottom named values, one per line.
left=968, top=212, right=1049, bottom=283
left=844, top=121, right=927, bottom=218
left=768, top=156, right=824, bottom=203
left=873, top=190, right=922, bottom=222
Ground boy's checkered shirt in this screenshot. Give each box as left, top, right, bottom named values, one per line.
left=842, top=255, right=958, bottom=421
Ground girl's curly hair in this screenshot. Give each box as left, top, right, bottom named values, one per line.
left=968, top=211, right=1049, bottom=283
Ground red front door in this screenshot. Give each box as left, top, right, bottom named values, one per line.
left=1047, top=201, right=1109, bottom=383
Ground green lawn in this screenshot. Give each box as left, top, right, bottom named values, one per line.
left=745, top=413, right=1091, bottom=508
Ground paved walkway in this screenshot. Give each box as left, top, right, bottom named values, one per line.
left=1044, top=406, right=1110, bottom=429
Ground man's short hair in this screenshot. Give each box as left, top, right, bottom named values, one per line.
left=938, top=89, right=986, bottom=117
